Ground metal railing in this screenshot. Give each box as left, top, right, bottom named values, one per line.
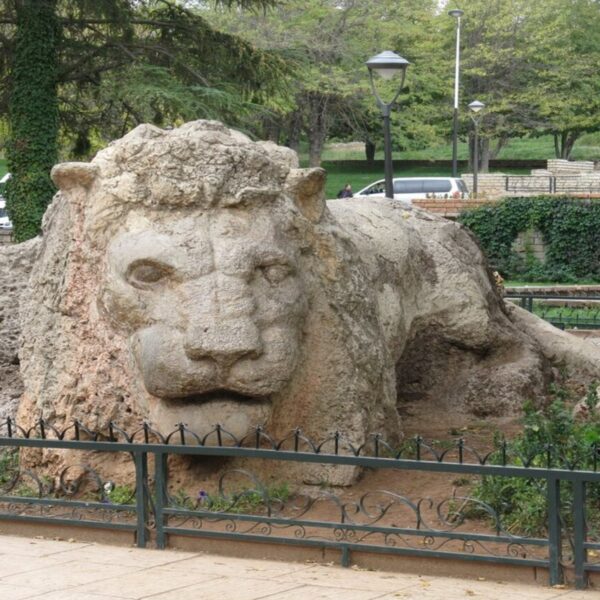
left=504, top=290, right=600, bottom=330
left=505, top=176, right=600, bottom=195
left=0, top=418, right=599, bottom=589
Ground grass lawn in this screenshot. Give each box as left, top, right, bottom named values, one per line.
left=321, top=161, right=529, bottom=199
left=505, top=280, right=600, bottom=287
left=311, top=132, right=600, bottom=163
left=322, top=163, right=449, bottom=199
left=306, top=132, right=600, bottom=198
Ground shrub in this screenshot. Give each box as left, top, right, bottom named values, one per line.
left=459, top=197, right=600, bottom=282
left=474, top=384, right=600, bottom=536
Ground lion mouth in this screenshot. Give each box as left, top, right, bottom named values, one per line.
left=168, top=389, right=268, bottom=405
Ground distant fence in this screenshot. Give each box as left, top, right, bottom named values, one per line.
left=323, top=159, right=547, bottom=170
left=505, top=176, right=600, bottom=195
left=504, top=288, right=600, bottom=330
left=0, top=418, right=599, bottom=588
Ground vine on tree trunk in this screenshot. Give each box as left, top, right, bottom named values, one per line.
left=6, top=0, right=59, bottom=242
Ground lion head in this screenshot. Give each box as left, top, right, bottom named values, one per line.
left=18, top=121, right=397, bottom=454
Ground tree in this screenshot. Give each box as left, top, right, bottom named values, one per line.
left=453, top=0, right=600, bottom=169
left=1, top=0, right=286, bottom=241
left=206, top=0, right=443, bottom=166
left=5, top=1, right=59, bottom=241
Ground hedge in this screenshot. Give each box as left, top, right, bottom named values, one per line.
left=458, top=196, right=600, bottom=283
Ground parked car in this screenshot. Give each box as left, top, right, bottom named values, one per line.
left=0, top=198, right=12, bottom=230
left=0, top=173, right=12, bottom=230
left=354, top=177, right=468, bottom=202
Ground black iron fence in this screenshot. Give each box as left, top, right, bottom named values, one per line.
left=504, top=290, right=600, bottom=330
left=505, top=176, right=600, bottom=195
left=0, top=418, right=599, bottom=589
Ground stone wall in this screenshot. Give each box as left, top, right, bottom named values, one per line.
left=547, top=159, right=595, bottom=174
left=511, top=228, right=547, bottom=263
left=462, top=159, right=600, bottom=198
left=460, top=174, right=508, bottom=196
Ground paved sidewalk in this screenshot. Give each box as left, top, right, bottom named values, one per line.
left=0, top=535, right=593, bottom=599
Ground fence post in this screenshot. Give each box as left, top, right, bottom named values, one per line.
left=154, top=450, right=169, bottom=549
left=547, top=476, right=563, bottom=586
left=573, top=479, right=588, bottom=589
left=134, top=451, right=149, bottom=548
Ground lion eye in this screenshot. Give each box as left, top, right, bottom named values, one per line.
left=259, top=264, right=291, bottom=285
left=127, top=262, right=171, bottom=288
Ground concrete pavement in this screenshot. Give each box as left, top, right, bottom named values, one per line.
left=0, top=534, right=593, bottom=599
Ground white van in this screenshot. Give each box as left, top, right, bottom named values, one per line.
left=355, top=177, right=468, bottom=202
left=0, top=173, right=12, bottom=230
left=0, top=197, right=12, bottom=230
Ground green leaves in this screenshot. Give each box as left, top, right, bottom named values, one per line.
left=6, top=0, right=59, bottom=242
left=459, top=196, right=600, bottom=283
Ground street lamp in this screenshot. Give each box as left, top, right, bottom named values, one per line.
left=468, top=100, right=485, bottom=196
left=366, top=50, right=410, bottom=200
left=449, top=8, right=464, bottom=178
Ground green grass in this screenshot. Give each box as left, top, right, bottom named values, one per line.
left=172, top=482, right=291, bottom=514
left=312, top=132, right=600, bottom=163
left=505, top=280, right=600, bottom=287
left=322, top=163, right=453, bottom=199
left=309, top=132, right=600, bottom=198
left=0, top=158, right=7, bottom=178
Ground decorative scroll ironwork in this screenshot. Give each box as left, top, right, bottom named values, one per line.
left=0, top=417, right=599, bottom=588
left=1, top=417, right=599, bottom=470
left=161, top=467, right=547, bottom=563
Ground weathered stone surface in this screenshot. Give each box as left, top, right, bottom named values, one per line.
left=9, top=120, right=600, bottom=484
left=0, top=239, right=39, bottom=422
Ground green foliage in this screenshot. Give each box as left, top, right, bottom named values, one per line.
left=1, top=0, right=291, bottom=237
left=0, top=449, right=19, bottom=487
left=475, top=386, right=600, bottom=536
left=172, top=482, right=291, bottom=514
left=459, top=197, right=600, bottom=282
left=104, top=484, right=135, bottom=505
left=5, top=0, right=60, bottom=241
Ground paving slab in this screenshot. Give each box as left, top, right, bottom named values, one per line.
left=0, top=535, right=595, bottom=600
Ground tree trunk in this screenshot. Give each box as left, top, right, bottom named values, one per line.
left=480, top=138, right=490, bottom=173
left=6, top=0, right=59, bottom=242
left=554, top=131, right=580, bottom=159
left=305, top=92, right=330, bottom=168
left=262, top=115, right=281, bottom=143
left=285, top=109, right=302, bottom=152
left=563, top=131, right=579, bottom=160
left=365, top=139, right=375, bottom=163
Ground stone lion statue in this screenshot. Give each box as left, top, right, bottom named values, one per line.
left=6, top=121, right=600, bottom=483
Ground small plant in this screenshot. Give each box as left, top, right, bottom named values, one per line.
left=0, top=449, right=19, bottom=487
left=103, top=483, right=135, bottom=505
left=474, top=384, right=600, bottom=536
left=171, top=482, right=291, bottom=514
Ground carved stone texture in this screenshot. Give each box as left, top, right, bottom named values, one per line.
left=0, top=238, right=39, bottom=421
left=11, top=120, right=600, bottom=485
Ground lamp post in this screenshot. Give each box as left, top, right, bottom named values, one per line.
left=449, top=8, right=464, bottom=178
left=366, top=51, right=410, bottom=200
left=468, top=100, right=485, bottom=196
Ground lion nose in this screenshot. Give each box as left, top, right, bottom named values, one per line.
left=184, top=319, right=263, bottom=364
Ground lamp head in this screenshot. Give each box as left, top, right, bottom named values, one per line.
left=469, top=100, right=485, bottom=113
left=448, top=9, right=464, bottom=18
left=366, top=51, right=410, bottom=80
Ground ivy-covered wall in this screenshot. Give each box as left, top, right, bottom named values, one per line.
left=6, top=0, right=59, bottom=242
left=459, top=197, right=600, bottom=283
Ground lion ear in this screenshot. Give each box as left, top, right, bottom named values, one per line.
left=285, top=168, right=327, bottom=223
left=51, top=162, right=98, bottom=192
